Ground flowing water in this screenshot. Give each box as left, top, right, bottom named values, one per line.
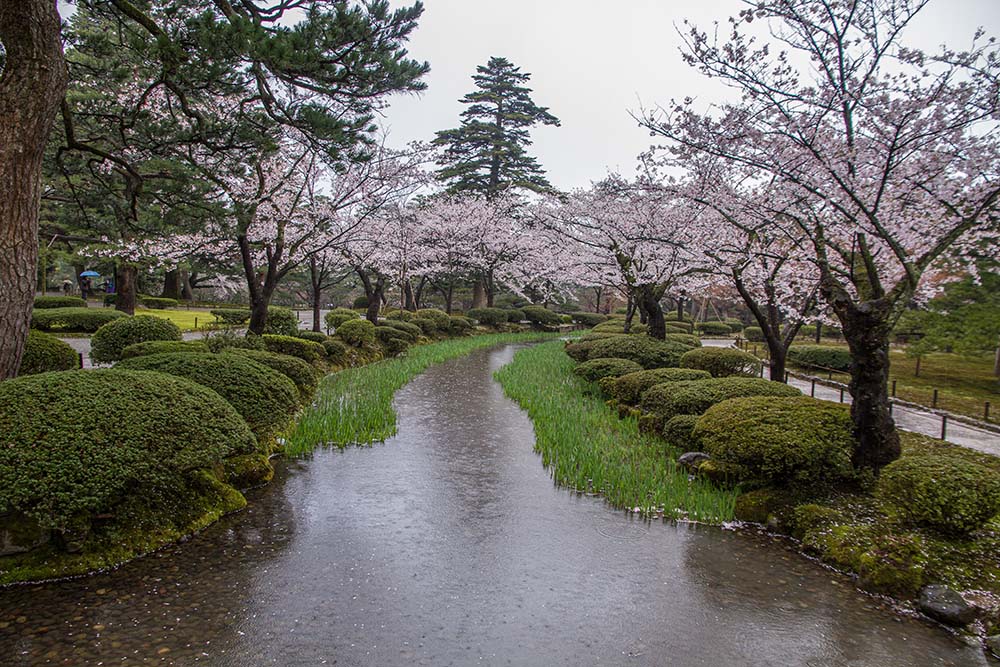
left=0, top=345, right=986, bottom=666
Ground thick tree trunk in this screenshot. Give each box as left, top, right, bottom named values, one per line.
left=815, top=320, right=822, bottom=344
left=365, top=288, right=381, bottom=324
left=161, top=268, right=182, bottom=300
left=115, top=264, right=138, bottom=315
left=403, top=279, right=416, bottom=311
left=248, top=294, right=270, bottom=335
left=309, top=256, right=323, bottom=332
left=768, top=344, right=786, bottom=383
left=623, top=294, right=636, bottom=333
left=472, top=278, right=487, bottom=309
left=0, top=0, right=67, bottom=379
left=180, top=269, right=194, bottom=301
left=638, top=285, right=666, bottom=340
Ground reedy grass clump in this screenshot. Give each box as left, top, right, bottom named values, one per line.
left=495, top=341, right=737, bottom=523
left=285, top=332, right=561, bottom=455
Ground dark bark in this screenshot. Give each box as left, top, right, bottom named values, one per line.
left=161, top=268, right=182, bottom=300
left=638, top=285, right=666, bottom=340
left=623, top=294, right=636, bottom=333
left=0, top=0, right=67, bottom=378
left=484, top=271, right=496, bottom=308
left=355, top=267, right=384, bottom=324
left=472, top=278, right=487, bottom=309
left=115, top=264, right=138, bottom=314
left=403, top=278, right=416, bottom=311
left=815, top=320, right=822, bottom=344
left=309, top=257, right=323, bottom=332
left=180, top=269, right=194, bottom=301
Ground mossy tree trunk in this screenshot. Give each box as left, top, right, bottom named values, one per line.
left=0, top=0, right=67, bottom=379
left=115, top=263, right=138, bottom=315
left=638, top=284, right=666, bottom=340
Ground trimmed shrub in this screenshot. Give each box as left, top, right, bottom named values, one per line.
left=467, top=307, right=509, bottom=327
left=663, top=414, right=702, bottom=450
left=115, top=353, right=298, bottom=442
left=564, top=339, right=598, bottom=362
left=415, top=308, right=451, bottom=330
left=295, top=330, right=329, bottom=344
left=224, top=349, right=319, bottom=405
left=579, top=332, right=622, bottom=343
left=665, top=321, right=694, bottom=334
left=573, top=357, right=644, bottom=382
left=205, top=330, right=265, bottom=353
left=665, top=333, right=701, bottom=348
left=375, top=326, right=412, bottom=357
left=639, top=377, right=801, bottom=423
left=353, top=295, right=369, bottom=309
left=560, top=314, right=573, bottom=324
left=448, top=316, right=474, bottom=336
left=322, top=337, right=348, bottom=363
left=697, top=321, right=732, bottom=336
left=211, top=308, right=251, bottom=325
left=262, top=334, right=325, bottom=363
left=337, top=318, right=376, bottom=346
left=725, top=319, right=745, bottom=332
left=381, top=319, right=422, bottom=341
left=31, top=307, right=126, bottom=333
left=410, top=317, right=439, bottom=337
left=592, top=320, right=648, bottom=335
left=743, top=326, right=765, bottom=342
left=34, top=295, right=86, bottom=309
left=877, top=455, right=1000, bottom=535
left=103, top=293, right=117, bottom=306
left=506, top=308, right=525, bottom=323
left=787, top=345, right=852, bottom=373
left=91, top=315, right=182, bottom=363
left=665, top=313, right=693, bottom=323
left=694, top=396, right=854, bottom=487
left=602, top=367, right=713, bottom=405
left=263, top=306, right=299, bottom=336
left=680, top=347, right=762, bottom=378
left=140, top=296, right=178, bottom=310
left=570, top=312, right=608, bottom=327
left=17, top=330, right=79, bottom=375
left=384, top=308, right=415, bottom=322
left=522, top=305, right=562, bottom=326
left=587, top=335, right=690, bottom=369
left=324, top=307, right=360, bottom=331
left=121, top=340, right=209, bottom=359
left=0, top=369, right=256, bottom=532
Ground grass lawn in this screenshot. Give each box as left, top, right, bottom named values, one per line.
left=140, top=308, right=221, bottom=332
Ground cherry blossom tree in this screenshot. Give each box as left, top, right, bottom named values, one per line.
left=639, top=0, right=1000, bottom=469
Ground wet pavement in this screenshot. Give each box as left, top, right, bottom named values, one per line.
left=1, top=345, right=986, bottom=666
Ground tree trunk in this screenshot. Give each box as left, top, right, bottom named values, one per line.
left=115, top=264, right=138, bottom=315
left=161, top=268, right=182, bottom=300
left=485, top=272, right=496, bottom=308
left=403, top=279, right=416, bottom=311
left=0, top=0, right=67, bottom=379
left=180, top=269, right=194, bottom=301
left=309, top=256, right=323, bottom=332
left=768, top=342, right=786, bottom=383
left=248, top=294, right=270, bottom=335
left=472, top=278, right=487, bottom=309
left=365, top=287, right=382, bottom=324
left=638, top=285, right=666, bottom=340
left=444, top=283, right=454, bottom=315
left=841, top=311, right=901, bottom=470
left=815, top=320, right=822, bottom=344
left=623, top=294, right=635, bottom=333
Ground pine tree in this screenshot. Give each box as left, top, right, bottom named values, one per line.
left=434, top=57, right=560, bottom=195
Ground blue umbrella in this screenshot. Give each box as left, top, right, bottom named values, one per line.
left=79, top=270, right=100, bottom=277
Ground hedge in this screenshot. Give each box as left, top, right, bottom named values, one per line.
left=211, top=308, right=251, bottom=325
left=586, top=335, right=690, bottom=369
left=115, top=353, right=299, bottom=443
left=725, top=319, right=745, bottom=332
left=693, top=396, right=855, bottom=487
left=592, top=320, right=648, bottom=335
left=375, top=325, right=412, bottom=356
left=295, top=331, right=329, bottom=344
left=665, top=322, right=693, bottom=334
left=324, top=307, right=360, bottom=331
left=743, top=326, right=765, bottom=342
left=0, top=369, right=256, bottom=532
left=680, top=347, right=762, bottom=378
left=322, top=337, right=348, bottom=363
left=261, top=334, right=326, bottom=364
left=467, top=307, right=509, bottom=327
left=263, top=306, right=299, bottom=336
left=564, top=339, right=598, bottom=362
left=140, top=296, right=178, bottom=310
left=570, top=312, right=608, bottom=327
left=353, top=295, right=369, bottom=309
left=410, top=317, right=439, bottom=337
left=599, top=367, right=712, bottom=405
left=506, top=308, right=525, bottom=323
left=662, top=414, right=702, bottom=450
left=384, top=308, right=415, bottom=322
left=697, top=321, right=732, bottom=336
left=381, top=319, right=422, bottom=341
left=787, top=345, right=852, bottom=373
left=205, top=330, right=265, bottom=353
left=877, top=455, right=1000, bottom=535
left=337, top=318, right=376, bottom=346
left=121, top=340, right=210, bottom=359
left=448, top=316, right=474, bottom=336
left=415, top=308, right=451, bottom=330
left=91, top=315, right=183, bottom=363
left=31, top=307, right=126, bottom=333
left=665, top=333, right=701, bottom=348
left=639, top=377, right=801, bottom=424
left=522, top=305, right=562, bottom=326
left=224, top=348, right=319, bottom=406
left=573, top=357, right=644, bottom=382
left=34, top=295, right=86, bottom=309
left=18, top=330, right=79, bottom=375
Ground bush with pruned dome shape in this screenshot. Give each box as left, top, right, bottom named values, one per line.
left=17, top=330, right=79, bottom=375
left=599, top=367, right=713, bottom=405
left=90, top=315, right=182, bottom=363
left=680, top=347, right=762, bottom=378
left=573, top=357, right=644, bottom=382
left=336, top=318, right=376, bottom=347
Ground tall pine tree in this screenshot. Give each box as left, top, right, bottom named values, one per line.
left=434, top=57, right=559, bottom=195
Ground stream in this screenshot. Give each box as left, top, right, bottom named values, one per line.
left=0, top=344, right=985, bottom=666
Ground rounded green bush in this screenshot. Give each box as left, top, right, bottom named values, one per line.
left=665, top=322, right=694, bottom=334
left=223, top=348, right=319, bottom=405
left=336, top=318, right=376, bottom=346
left=0, top=369, right=256, bottom=531
left=31, top=307, right=127, bottom=333
left=325, top=307, right=361, bottom=331
left=693, top=396, right=854, bottom=487
left=663, top=414, right=702, bottom=450
left=522, top=305, right=562, bottom=326
left=639, top=377, right=801, bottom=423
left=603, top=367, right=713, bottom=405
left=448, top=316, right=474, bottom=336
left=587, top=335, right=690, bottom=369
left=877, top=455, right=1000, bottom=535
left=115, top=353, right=298, bottom=443
left=375, top=325, right=412, bottom=356
left=573, top=357, right=644, bottom=382
left=725, top=319, right=745, bottom=332
left=564, top=339, right=598, bottom=362
left=384, top=308, right=415, bottom=322
left=592, top=320, right=648, bottom=335
left=262, top=306, right=299, bottom=336
left=322, top=337, right=348, bottom=363
left=410, top=317, right=439, bottom=337
left=787, top=345, right=852, bottom=373
left=295, top=330, right=329, bottom=344
left=34, top=295, right=86, bottom=309
left=91, top=315, right=182, bottom=363
left=211, top=308, right=252, bottom=325
left=680, top=347, right=762, bottom=378
left=381, top=319, right=422, bottom=341
left=570, top=312, right=608, bottom=327
left=205, top=330, right=265, bottom=353
left=17, top=330, right=79, bottom=375
left=665, top=333, right=701, bottom=348
left=506, top=308, right=525, bottom=323
left=120, top=340, right=209, bottom=359
left=140, top=296, right=178, bottom=310
left=415, top=308, right=451, bottom=329
left=353, top=295, right=369, bottom=309
left=262, top=334, right=325, bottom=363
left=467, top=307, right=509, bottom=327
left=697, top=321, right=732, bottom=336
left=743, top=326, right=765, bottom=342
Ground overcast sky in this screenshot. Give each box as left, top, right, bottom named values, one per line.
left=379, top=0, right=1000, bottom=191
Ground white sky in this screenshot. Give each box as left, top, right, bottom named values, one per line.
left=380, top=0, right=1000, bottom=191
